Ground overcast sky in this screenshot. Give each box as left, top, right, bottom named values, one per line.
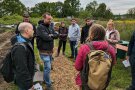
left=20, top=0, right=135, bottom=15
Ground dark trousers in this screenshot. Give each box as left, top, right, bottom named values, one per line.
left=57, top=40, right=67, bottom=54
left=129, top=55, right=135, bottom=89
left=69, top=41, right=78, bottom=59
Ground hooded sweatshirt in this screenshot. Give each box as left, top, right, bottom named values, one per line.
left=75, top=41, right=116, bottom=86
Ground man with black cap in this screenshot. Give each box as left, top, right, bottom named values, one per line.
left=13, top=12, right=36, bottom=47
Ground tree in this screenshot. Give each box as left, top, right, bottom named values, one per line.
left=95, top=3, right=106, bottom=18
left=31, top=1, right=63, bottom=17
left=85, top=0, right=98, bottom=16
left=127, top=7, right=135, bottom=18
left=62, top=0, right=80, bottom=17
left=0, top=0, right=26, bottom=17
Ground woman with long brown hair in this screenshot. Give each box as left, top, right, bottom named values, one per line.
left=75, top=24, right=116, bottom=90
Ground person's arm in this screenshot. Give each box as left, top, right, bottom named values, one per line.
left=13, top=46, right=33, bottom=89
left=68, top=26, right=71, bottom=38
left=36, top=25, right=53, bottom=41
left=75, top=45, right=84, bottom=71
left=51, top=28, right=59, bottom=39
left=108, top=45, right=116, bottom=65
left=112, top=30, right=120, bottom=43
left=77, top=26, right=81, bottom=41
left=127, top=32, right=135, bottom=56
left=81, top=28, right=84, bottom=44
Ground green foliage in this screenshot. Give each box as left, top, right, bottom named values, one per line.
left=0, top=0, right=26, bottom=17
left=79, top=10, right=92, bottom=19
left=0, top=14, right=22, bottom=24
left=85, top=1, right=114, bottom=19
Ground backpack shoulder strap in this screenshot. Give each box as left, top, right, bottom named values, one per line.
left=104, top=44, right=110, bottom=52
left=86, top=42, right=95, bottom=50
left=13, top=42, right=27, bottom=51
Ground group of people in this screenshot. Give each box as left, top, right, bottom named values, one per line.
left=8, top=11, right=135, bottom=90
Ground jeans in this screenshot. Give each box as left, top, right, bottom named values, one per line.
left=57, top=40, right=66, bottom=54
left=40, top=54, right=52, bottom=87
left=69, top=41, right=78, bottom=59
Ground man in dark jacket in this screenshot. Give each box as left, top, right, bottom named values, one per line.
left=12, top=22, right=35, bottom=90
left=14, top=12, right=36, bottom=47
left=56, top=22, right=68, bottom=57
left=36, top=12, right=58, bottom=90
left=81, top=18, right=93, bottom=44
left=126, top=31, right=135, bottom=90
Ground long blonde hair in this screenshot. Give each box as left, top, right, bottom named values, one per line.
left=86, top=24, right=106, bottom=42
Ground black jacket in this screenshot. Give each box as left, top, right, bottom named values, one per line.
left=36, top=23, right=58, bottom=51
left=81, top=24, right=92, bottom=44
left=58, top=26, right=68, bottom=41
left=127, top=31, right=135, bottom=56
left=11, top=35, right=35, bottom=89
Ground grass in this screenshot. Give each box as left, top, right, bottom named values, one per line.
left=107, top=60, right=131, bottom=90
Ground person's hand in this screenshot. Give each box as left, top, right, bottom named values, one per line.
left=107, top=39, right=112, bottom=42
left=28, top=86, right=34, bottom=90
left=49, top=34, right=53, bottom=37
left=126, top=56, right=129, bottom=60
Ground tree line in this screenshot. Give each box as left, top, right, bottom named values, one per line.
left=1, top=0, right=135, bottom=19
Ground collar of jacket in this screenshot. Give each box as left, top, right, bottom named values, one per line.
left=17, top=34, right=30, bottom=43
left=42, top=23, right=50, bottom=27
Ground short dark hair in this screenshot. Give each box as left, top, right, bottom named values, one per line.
left=71, top=18, right=77, bottom=21
left=42, top=12, right=51, bottom=18
left=85, top=18, right=91, bottom=21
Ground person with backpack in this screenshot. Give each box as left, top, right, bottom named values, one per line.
left=75, top=24, right=116, bottom=90
left=56, top=22, right=68, bottom=57
left=68, top=18, right=81, bottom=60
left=80, top=18, right=93, bottom=44
left=106, top=19, right=120, bottom=53
left=13, top=12, right=36, bottom=47
left=36, top=12, right=58, bottom=90
left=12, top=22, right=35, bottom=90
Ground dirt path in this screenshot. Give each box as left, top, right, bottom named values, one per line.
left=0, top=31, right=14, bottom=90
left=50, top=49, right=79, bottom=90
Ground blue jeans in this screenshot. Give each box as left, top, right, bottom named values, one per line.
left=40, top=54, right=52, bottom=87
left=70, top=41, right=78, bottom=59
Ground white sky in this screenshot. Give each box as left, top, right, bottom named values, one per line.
left=20, top=0, right=135, bottom=15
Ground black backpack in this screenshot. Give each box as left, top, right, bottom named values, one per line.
left=0, top=43, right=27, bottom=83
